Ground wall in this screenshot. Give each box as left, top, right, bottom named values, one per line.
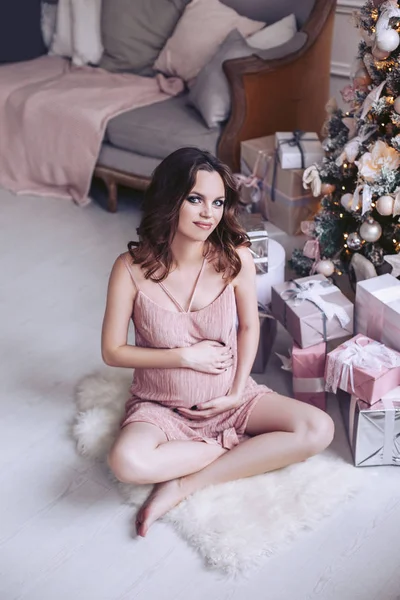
left=330, top=0, right=365, bottom=109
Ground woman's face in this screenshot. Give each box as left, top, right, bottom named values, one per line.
left=176, top=169, right=226, bottom=242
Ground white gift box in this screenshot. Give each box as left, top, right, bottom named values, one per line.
left=275, top=131, right=324, bottom=170
left=355, top=274, right=400, bottom=352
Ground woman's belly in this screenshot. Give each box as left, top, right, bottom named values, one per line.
left=130, top=363, right=236, bottom=408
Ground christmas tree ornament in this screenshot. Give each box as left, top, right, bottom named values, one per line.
left=360, top=80, right=386, bottom=119
left=315, top=259, right=335, bottom=277
left=394, top=97, right=400, bottom=114
left=393, top=190, right=400, bottom=217
left=376, top=28, right=399, bottom=53
left=360, top=218, right=382, bottom=243
left=321, top=183, right=336, bottom=195
left=384, top=254, right=400, bottom=278
left=375, top=2, right=400, bottom=52
left=376, top=195, right=394, bottom=216
left=347, top=232, right=363, bottom=251
left=360, top=28, right=375, bottom=47
left=340, top=193, right=358, bottom=212
left=372, top=44, right=390, bottom=60
left=302, top=165, right=322, bottom=197
left=353, top=67, right=372, bottom=87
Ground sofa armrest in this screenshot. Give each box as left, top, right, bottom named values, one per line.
left=217, top=0, right=336, bottom=171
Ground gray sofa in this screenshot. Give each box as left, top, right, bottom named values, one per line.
left=95, top=0, right=337, bottom=211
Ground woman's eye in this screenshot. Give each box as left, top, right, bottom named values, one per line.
left=213, top=199, right=225, bottom=207
left=187, top=195, right=201, bottom=204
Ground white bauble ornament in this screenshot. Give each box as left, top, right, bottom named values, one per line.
left=315, top=259, right=335, bottom=277
left=359, top=218, right=382, bottom=243
left=372, top=44, right=390, bottom=60
left=394, top=96, right=400, bottom=114
left=376, top=28, right=400, bottom=53
left=340, top=193, right=358, bottom=212
left=376, top=195, right=394, bottom=216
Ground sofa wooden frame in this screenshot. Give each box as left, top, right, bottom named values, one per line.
left=94, top=0, right=337, bottom=212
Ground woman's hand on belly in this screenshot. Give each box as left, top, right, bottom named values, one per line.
left=176, top=393, right=240, bottom=420
left=180, top=340, right=234, bottom=374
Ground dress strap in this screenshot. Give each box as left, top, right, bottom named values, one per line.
left=119, top=254, right=139, bottom=291
left=157, top=257, right=206, bottom=313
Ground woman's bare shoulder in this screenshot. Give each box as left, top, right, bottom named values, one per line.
left=236, top=245, right=253, bottom=266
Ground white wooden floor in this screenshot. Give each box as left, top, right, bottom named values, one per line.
left=1, top=185, right=400, bottom=600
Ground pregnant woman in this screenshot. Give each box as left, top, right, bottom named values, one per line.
left=101, top=147, right=334, bottom=537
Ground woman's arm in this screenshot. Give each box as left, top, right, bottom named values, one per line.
left=101, top=257, right=183, bottom=369
left=229, top=246, right=260, bottom=399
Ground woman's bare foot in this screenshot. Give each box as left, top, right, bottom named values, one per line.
left=135, top=478, right=188, bottom=537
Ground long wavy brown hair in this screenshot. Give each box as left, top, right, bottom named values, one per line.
left=128, top=147, right=249, bottom=282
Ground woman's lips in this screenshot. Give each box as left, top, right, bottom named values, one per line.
left=193, top=222, right=212, bottom=230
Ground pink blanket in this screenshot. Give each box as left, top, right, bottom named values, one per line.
left=0, top=56, right=179, bottom=205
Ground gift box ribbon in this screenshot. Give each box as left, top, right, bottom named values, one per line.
left=326, top=336, right=400, bottom=395
left=293, top=377, right=325, bottom=394
left=271, top=131, right=316, bottom=201
left=281, top=279, right=351, bottom=342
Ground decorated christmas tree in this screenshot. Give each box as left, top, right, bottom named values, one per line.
left=290, top=0, right=400, bottom=282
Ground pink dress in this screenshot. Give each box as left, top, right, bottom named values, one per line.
left=120, top=254, right=273, bottom=449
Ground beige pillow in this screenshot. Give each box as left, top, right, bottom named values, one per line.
left=153, top=0, right=265, bottom=81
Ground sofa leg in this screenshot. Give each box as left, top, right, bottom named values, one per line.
left=104, top=177, right=118, bottom=212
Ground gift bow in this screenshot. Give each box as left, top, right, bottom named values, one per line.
left=281, top=280, right=351, bottom=328
left=326, top=336, right=400, bottom=394
left=235, top=171, right=263, bottom=204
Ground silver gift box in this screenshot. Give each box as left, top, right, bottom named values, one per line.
left=338, top=388, right=400, bottom=467
left=247, top=229, right=268, bottom=274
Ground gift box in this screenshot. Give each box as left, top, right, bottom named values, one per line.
left=275, top=132, right=324, bottom=170
left=292, top=341, right=327, bottom=411
left=251, top=304, right=278, bottom=374
left=355, top=274, right=400, bottom=352
left=325, top=334, right=400, bottom=405
left=338, top=388, right=400, bottom=467
left=271, top=274, right=354, bottom=349
left=240, top=136, right=320, bottom=235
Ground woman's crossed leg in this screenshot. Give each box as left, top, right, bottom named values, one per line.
left=108, top=393, right=334, bottom=536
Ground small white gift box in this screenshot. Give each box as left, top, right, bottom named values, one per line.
left=275, top=131, right=324, bottom=170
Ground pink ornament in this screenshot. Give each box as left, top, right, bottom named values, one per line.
left=372, top=44, right=390, bottom=60
left=321, top=183, right=336, bottom=195
left=340, top=84, right=356, bottom=104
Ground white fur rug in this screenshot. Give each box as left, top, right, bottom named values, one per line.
left=72, top=369, right=366, bottom=575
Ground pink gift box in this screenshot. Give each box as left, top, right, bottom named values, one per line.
left=325, top=334, right=400, bottom=405
left=356, top=274, right=400, bottom=352
left=292, top=342, right=326, bottom=411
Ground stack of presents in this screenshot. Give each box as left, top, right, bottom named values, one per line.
left=242, top=132, right=400, bottom=468
left=243, top=130, right=324, bottom=376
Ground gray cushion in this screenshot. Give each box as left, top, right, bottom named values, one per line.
left=106, top=94, right=221, bottom=159
left=100, top=0, right=190, bottom=74
left=189, top=30, right=254, bottom=128
left=189, top=29, right=307, bottom=129
left=221, top=0, right=315, bottom=28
